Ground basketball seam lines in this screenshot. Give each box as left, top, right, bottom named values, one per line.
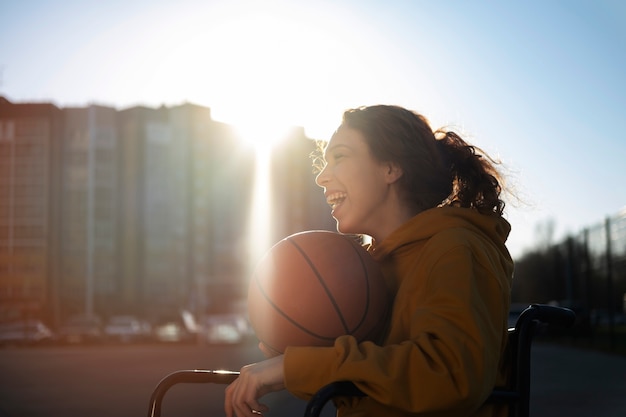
left=288, top=238, right=351, bottom=334
left=346, top=239, right=371, bottom=333
left=254, top=265, right=337, bottom=342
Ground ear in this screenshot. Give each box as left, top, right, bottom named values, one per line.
left=384, top=162, right=403, bottom=184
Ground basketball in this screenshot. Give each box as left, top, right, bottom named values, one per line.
left=247, top=230, right=389, bottom=354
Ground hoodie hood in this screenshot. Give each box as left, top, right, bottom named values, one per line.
left=370, top=206, right=512, bottom=262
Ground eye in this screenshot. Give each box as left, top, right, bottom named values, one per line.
left=332, top=153, right=345, bottom=161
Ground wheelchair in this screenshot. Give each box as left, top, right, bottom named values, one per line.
left=148, top=304, right=576, bottom=417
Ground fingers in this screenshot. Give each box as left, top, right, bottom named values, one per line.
left=224, top=356, right=285, bottom=417
left=225, top=377, right=269, bottom=417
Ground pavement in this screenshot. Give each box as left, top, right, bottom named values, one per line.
left=529, top=342, right=626, bottom=417
left=0, top=342, right=625, bottom=417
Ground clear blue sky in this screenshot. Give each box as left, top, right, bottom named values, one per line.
left=1, top=0, right=624, bottom=258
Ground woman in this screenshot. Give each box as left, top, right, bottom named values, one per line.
left=225, top=105, right=514, bottom=417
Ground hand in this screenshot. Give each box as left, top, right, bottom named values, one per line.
left=225, top=354, right=286, bottom=417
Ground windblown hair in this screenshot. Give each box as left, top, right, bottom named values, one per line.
left=316, top=105, right=505, bottom=216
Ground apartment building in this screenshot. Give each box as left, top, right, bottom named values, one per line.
left=0, top=98, right=63, bottom=322
left=60, top=105, right=118, bottom=319
left=0, top=97, right=334, bottom=325
left=271, top=126, right=335, bottom=240
left=169, top=106, right=256, bottom=313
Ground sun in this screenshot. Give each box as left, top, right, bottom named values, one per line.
left=231, top=118, right=292, bottom=154
left=127, top=3, right=377, bottom=268
left=203, top=11, right=330, bottom=141
left=141, top=4, right=357, bottom=143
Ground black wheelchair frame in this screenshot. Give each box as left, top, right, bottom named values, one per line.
left=148, top=304, right=575, bottom=417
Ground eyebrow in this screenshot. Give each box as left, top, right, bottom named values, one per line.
left=323, top=144, right=351, bottom=159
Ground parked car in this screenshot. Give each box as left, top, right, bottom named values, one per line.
left=202, top=313, right=253, bottom=345
left=152, top=310, right=199, bottom=343
left=56, top=315, right=104, bottom=344
left=0, top=320, right=54, bottom=346
left=104, top=315, right=151, bottom=343
left=153, top=321, right=194, bottom=343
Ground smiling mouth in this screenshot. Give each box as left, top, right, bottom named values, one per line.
left=326, top=192, right=347, bottom=209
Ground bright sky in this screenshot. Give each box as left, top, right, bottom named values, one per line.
left=1, top=0, right=624, bottom=258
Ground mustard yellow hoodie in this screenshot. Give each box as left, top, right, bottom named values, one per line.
left=284, top=206, right=514, bottom=416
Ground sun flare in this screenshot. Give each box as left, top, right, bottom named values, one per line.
left=153, top=5, right=360, bottom=143
left=247, top=145, right=273, bottom=269
left=116, top=4, right=381, bottom=272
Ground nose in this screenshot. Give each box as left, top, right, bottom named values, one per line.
left=315, top=164, right=329, bottom=188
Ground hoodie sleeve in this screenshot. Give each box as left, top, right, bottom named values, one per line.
left=283, top=240, right=510, bottom=415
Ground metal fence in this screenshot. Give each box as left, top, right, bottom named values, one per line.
left=513, top=209, right=626, bottom=351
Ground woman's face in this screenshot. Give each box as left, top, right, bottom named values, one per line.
left=315, top=126, right=397, bottom=238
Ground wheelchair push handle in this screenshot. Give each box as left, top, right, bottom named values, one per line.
left=523, top=304, right=576, bottom=328
left=148, top=369, right=239, bottom=417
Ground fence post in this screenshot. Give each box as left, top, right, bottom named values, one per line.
left=605, top=217, right=615, bottom=350
left=565, top=237, right=574, bottom=304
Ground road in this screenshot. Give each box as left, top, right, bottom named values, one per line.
left=0, top=341, right=324, bottom=417
left=1, top=341, right=625, bottom=417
